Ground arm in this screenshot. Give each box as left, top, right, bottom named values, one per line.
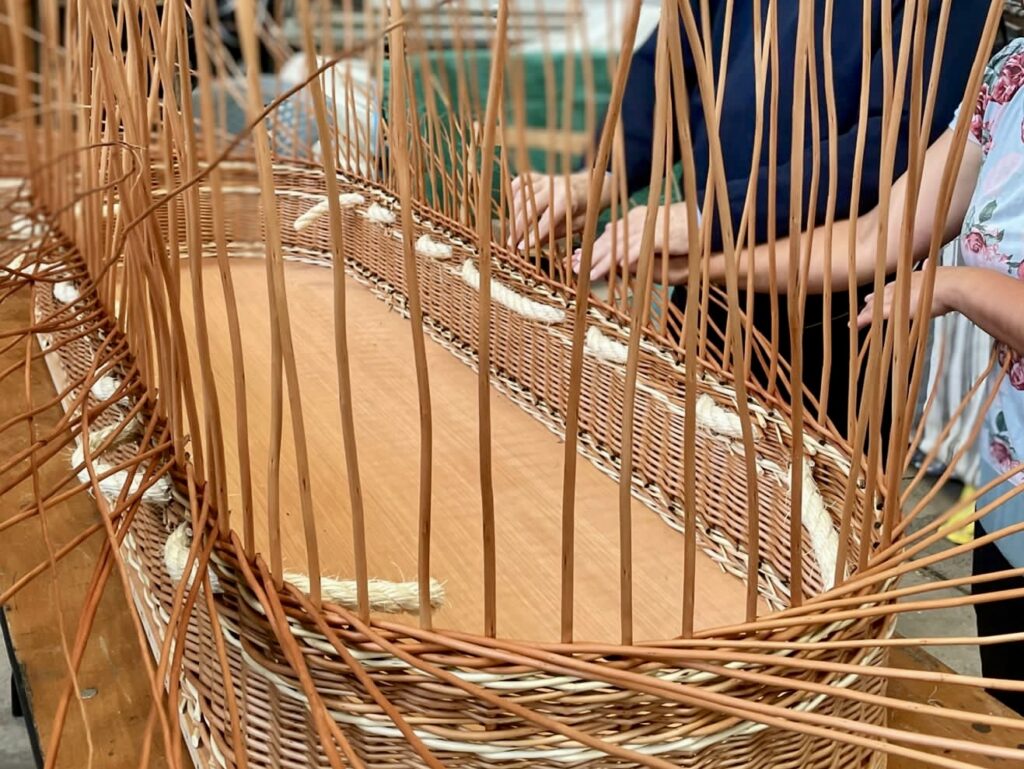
left=858, top=266, right=1024, bottom=353
left=508, top=16, right=694, bottom=250
left=938, top=268, right=1024, bottom=352
left=703, top=130, right=982, bottom=293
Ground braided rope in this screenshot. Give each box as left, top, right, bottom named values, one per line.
left=460, top=259, right=566, bottom=324
left=164, top=522, right=446, bottom=613
left=292, top=192, right=366, bottom=231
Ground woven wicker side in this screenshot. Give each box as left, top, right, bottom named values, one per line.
left=21, top=204, right=890, bottom=769
left=153, top=162, right=872, bottom=608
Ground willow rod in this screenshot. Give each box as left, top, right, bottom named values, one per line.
left=557, top=0, right=644, bottom=643
left=472, top=0, right=510, bottom=639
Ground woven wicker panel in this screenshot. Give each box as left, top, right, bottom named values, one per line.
left=20, top=175, right=890, bottom=768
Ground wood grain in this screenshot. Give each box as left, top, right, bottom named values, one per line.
left=2, top=256, right=1020, bottom=767
left=179, top=257, right=761, bottom=642
left=889, top=645, right=1024, bottom=769
left=0, top=285, right=172, bottom=768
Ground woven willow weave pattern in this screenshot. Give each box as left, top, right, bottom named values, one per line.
left=0, top=1, right=1022, bottom=767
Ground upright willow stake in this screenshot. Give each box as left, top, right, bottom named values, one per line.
left=294, top=0, right=372, bottom=622
left=472, top=0, right=511, bottom=638
left=386, top=0, right=436, bottom=630
left=558, top=0, right=644, bottom=644
left=235, top=0, right=322, bottom=602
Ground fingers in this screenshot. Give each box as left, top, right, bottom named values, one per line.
left=855, top=295, right=875, bottom=328
left=506, top=175, right=569, bottom=250
left=532, top=195, right=562, bottom=249
left=507, top=175, right=547, bottom=248
left=584, top=216, right=634, bottom=280
left=588, top=224, right=624, bottom=280
left=664, top=255, right=689, bottom=285
left=568, top=204, right=687, bottom=282
left=856, top=285, right=900, bottom=328
left=571, top=207, right=665, bottom=281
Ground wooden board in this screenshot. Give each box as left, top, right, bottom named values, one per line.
left=178, top=258, right=762, bottom=643
left=889, top=645, right=1024, bottom=769
left=0, top=286, right=172, bottom=768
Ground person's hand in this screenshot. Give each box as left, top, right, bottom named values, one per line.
left=856, top=266, right=956, bottom=327
left=506, top=171, right=611, bottom=251
left=573, top=201, right=690, bottom=283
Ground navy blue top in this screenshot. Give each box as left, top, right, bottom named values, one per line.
left=612, top=1, right=989, bottom=251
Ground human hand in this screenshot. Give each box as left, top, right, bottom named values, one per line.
left=506, top=171, right=611, bottom=251
left=572, top=201, right=690, bottom=283
left=856, top=267, right=956, bottom=328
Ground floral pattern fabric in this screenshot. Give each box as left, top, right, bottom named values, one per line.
left=955, top=39, right=1024, bottom=563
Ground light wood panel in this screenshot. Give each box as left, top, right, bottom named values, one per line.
left=888, top=645, right=1023, bottom=768
left=0, top=287, right=173, bottom=768
left=179, top=257, right=761, bottom=642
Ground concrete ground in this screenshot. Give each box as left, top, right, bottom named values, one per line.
left=0, top=641, right=35, bottom=769
left=896, top=473, right=982, bottom=677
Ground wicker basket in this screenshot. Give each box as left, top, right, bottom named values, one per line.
left=23, top=158, right=892, bottom=769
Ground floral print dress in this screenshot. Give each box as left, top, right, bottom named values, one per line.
left=957, top=38, right=1024, bottom=567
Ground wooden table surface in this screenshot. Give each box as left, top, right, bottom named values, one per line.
left=1, top=233, right=1022, bottom=768
left=177, top=257, right=763, bottom=644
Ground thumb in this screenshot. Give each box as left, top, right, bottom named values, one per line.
left=855, top=296, right=878, bottom=328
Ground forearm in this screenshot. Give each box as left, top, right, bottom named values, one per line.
left=945, top=267, right=1024, bottom=352
left=701, top=131, right=977, bottom=294
left=701, top=212, right=881, bottom=293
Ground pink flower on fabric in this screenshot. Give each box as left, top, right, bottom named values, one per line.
left=1018, top=261, right=1024, bottom=280
left=963, top=230, right=986, bottom=254
left=990, top=437, right=1015, bottom=470
left=1011, top=360, right=1024, bottom=390
left=977, top=83, right=992, bottom=114
left=971, top=114, right=986, bottom=145
left=982, top=243, right=1009, bottom=265
left=999, top=345, right=1013, bottom=370
left=990, top=53, right=1024, bottom=103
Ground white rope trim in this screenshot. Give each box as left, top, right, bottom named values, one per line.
left=286, top=572, right=445, bottom=613
left=223, top=584, right=863, bottom=761
left=53, top=281, right=79, bottom=304
left=756, top=457, right=789, bottom=487
left=71, top=417, right=171, bottom=505
left=415, top=234, right=452, bottom=259
left=7, top=215, right=45, bottom=241
left=794, top=459, right=841, bottom=590
left=91, top=373, right=129, bottom=407
left=363, top=202, right=396, bottom=225
left=3, top=253, right=44, bottom=275
left=163, top=522, right=445, bottom=612
left=460, top=260, right=565, bottom=324
left=76, top=460, right=171, bottom=505
left=163, top=522, right=222, bottom=593
left=584, top=326, right=628, bottom=364
left=292, top=193, right=366, bottom=232
left=695, top=394, right=763, bottom=442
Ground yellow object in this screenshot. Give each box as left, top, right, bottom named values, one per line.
left=944, top=486, right=977, bottom=545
